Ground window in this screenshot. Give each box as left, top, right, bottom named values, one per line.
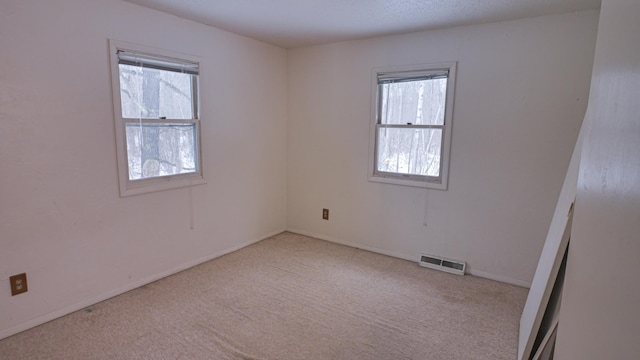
left=109, top=40, right=205, bottom=196
left=369, top=62, right=456, bottom=190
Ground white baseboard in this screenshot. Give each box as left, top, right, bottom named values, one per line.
left=286, top=228, right=531, bottom=289
left=286, top=228, right=417, bottom=262
left=0, top=228, right=286, bottom=341
left=467, top=269, right=531, bottom=288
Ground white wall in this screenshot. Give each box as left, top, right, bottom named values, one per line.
left=555, top=0, right=640, bottom=358
left=0, top=0, right=287, bottom=338
left=287, top=10, right=599, bottom=286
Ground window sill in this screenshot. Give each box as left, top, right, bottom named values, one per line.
left=368, top=175, right=448, bottom=190
left=120, top=174, right=207, bottom=197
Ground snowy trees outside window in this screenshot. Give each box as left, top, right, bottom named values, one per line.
left=371, top=63, right=456, bottom=190
left=110, top=40, right=204, bottom=197
left=119, top=64, right=198, bottom=180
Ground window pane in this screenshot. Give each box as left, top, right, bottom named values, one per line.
left=119, top=64, right=195, bottom=119
left=377, top=127, right=442, bottom=177
left=380, top=78, right=447, bottom=125
left=125, top=123, right=197, bottom=180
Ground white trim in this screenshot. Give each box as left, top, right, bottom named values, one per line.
left=368, top=175, right=436, bottom=189
left=0, top=228, right=286, bottom=341
left=287, top=228, right=416, bottom=262
left=467, top=268, right=531, bottom=288
left=108, top=39, right=205, bottom=197
left=368, top=62, right=456, bottom=191
left=121, top=173, right=207, bottom=197
left=286, top=228, right=531, bottom=288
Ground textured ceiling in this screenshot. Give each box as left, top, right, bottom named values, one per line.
left=123, top=0, right=601, bottom=48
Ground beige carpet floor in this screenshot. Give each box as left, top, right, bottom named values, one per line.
left=0, top=232, right=528, bottom=359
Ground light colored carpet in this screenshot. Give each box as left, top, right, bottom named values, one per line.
left=0, top=232, right=528, bottom=359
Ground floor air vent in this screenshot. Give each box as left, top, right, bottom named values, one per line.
left=419, top=254, right=466, bottom=276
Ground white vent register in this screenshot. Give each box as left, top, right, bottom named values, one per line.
left=419, top=254, right=466, bottom=276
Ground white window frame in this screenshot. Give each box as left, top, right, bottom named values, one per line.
left=109, top=40, right=206, bottom=197
left=368, top=62, right=456, bottom=190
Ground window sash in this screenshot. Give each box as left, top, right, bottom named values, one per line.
left=118, top=64, right=200, bottom=120
left=123, top=119, right=201, bottom=182
left=374, top=77, right=448, bottom=181
left=374, top=124, right=445, bottom=182
left=376, top=78, right=448, bottom=126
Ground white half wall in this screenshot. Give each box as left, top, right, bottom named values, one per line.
left=555, top=0, right=640, bottom=358
left=286, top=10, right=599, bottom=286
left=0, top=0, right=287, bottom=338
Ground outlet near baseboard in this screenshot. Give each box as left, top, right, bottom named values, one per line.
left=322, top=208, right=329, bottom=220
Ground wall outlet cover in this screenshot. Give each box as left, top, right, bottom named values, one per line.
left=10, top=273, right=28, bottom=296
